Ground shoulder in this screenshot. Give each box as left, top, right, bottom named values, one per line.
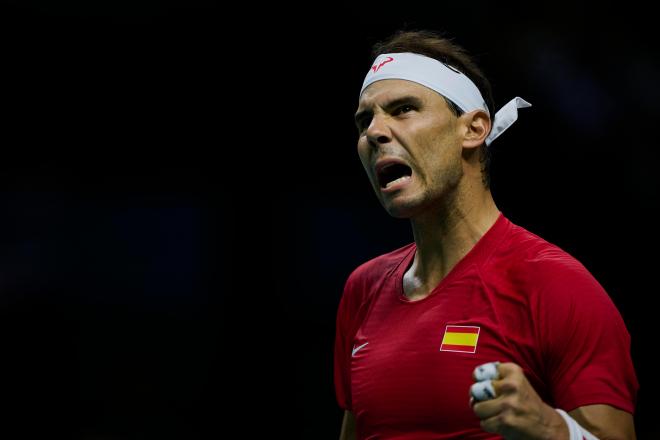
left=506, top=220, right=579, bottom=266
left=486, top=218, right=618, bottom=320
left=502, top=220, right=601, bottom=289
left=497, top=219, right=620, bottom=322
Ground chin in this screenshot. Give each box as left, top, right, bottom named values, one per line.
left=381, top=198, right=422, bottom=219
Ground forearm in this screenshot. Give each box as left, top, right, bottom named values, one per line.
left=568, top=405, right=636, bottom=440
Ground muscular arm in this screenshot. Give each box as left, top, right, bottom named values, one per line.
left=339, top=410, right=356, bottom=440
left=569, top=405, right=636, bottom=440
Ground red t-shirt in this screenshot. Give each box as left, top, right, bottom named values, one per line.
left=334, top=213, right=638, bottom=439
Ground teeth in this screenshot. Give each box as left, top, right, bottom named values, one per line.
left=385, top=175, right=410, bottom=188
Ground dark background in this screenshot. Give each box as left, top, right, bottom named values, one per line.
left=1, top=1, right=658, bottom=438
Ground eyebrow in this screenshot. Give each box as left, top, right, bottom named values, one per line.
left=354, top=95, right=424, bottom=128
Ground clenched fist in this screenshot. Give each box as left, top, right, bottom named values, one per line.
left=470, top=362, right=569, bottom=440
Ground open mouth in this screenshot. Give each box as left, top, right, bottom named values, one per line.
left=377, top=163, right=413, bottom=189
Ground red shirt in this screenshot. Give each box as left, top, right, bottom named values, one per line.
left=334, top=213, right=638, bottom=439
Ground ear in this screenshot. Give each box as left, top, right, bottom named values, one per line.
left=460, top=110, right=491, bottom=150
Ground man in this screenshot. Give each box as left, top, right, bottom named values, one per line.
left=334, top=31, right=638, bottom=439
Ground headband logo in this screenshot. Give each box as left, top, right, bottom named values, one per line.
left=371, top=56, right=394, bottom=73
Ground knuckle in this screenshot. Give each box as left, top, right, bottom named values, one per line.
left=502, top=362, right=522, bottom=374
left=500, top=378, right=518, bottom=393
left=499, top=411, right=516, bottom=428
left=499, top=398, right=512, bottom=412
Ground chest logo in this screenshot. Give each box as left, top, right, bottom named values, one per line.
left=440, top=325, right=480, bottom=353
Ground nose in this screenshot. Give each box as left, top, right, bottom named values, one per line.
left=366, top=113, right=392, bottom=146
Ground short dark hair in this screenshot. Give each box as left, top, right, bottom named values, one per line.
left=371, top=30, right=494, bottom=188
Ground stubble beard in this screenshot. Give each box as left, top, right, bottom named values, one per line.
left=382, top=164, right=463, bottom=219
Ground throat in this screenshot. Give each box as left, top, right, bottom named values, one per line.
left=402, top=248, right=458, bottom=301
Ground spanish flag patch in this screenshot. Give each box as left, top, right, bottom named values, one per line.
left=440, top=325, right=480, bottom=353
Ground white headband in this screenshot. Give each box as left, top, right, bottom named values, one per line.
left=360, top=52, right=531, bottom=146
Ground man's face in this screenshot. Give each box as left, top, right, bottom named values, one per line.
left=355, top=79, right=465, bottom=218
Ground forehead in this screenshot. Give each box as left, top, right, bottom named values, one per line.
left=357, top=79, right=442, bottom=111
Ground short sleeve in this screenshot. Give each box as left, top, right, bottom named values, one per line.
left=534, top=258, right=639, bottom=413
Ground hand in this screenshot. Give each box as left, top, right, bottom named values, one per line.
left=470, top=362, right=569, bottom=440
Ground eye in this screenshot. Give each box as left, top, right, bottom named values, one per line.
left=356, top=116, right=371, bottom=134
left=393, top=104, right=415, bottom=115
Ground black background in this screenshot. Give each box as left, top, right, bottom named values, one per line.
left=1, top=1, right=658, bottom=438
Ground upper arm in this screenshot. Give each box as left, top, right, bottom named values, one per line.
left=339, top=410, right=356, bottom=440
left=531, top=258, right=638, bottom=413
left=569, top=404, right=636, bottom=440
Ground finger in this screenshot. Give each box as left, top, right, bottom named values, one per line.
left=470, top=379, right=497, bottom=401
left=492, top=362, right=522, bottom=379
left=473, top=361, right=501, bottom=381
left=471, top=396, right=504, bottom=420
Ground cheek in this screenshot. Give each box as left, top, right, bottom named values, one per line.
left=356, top=139, right=371, bottom=169
left=417, top=143, right=461, bottom=182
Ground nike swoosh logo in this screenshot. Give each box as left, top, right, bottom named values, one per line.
left=352, top=342, right=369, bottom=357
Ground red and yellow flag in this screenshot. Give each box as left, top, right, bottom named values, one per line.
left=440, top=325, right=480, bottom=353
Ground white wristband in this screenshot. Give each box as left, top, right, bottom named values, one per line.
left=555, top=409, right=599, bottom=440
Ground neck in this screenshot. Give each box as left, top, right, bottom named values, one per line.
left=405, top=179, right=500, bottom=298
